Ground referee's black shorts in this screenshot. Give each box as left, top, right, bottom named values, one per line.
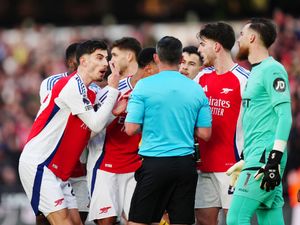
left=128, top=154, right=198, bottom=224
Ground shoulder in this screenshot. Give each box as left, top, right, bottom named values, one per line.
left=119, top=76, right=133, bottom=91
left=259, top=58, right=288, bottom=81
left=231, top=64, right=250, bottom=80
left=194, top=66, right=215, bottom=82
left=41, top=72, right=68, bottom=91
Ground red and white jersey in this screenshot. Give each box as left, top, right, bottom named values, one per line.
left=39, top=72, right=103, bottom=178
left=39, top=72, right=69, bottom=104
left=20, top=73, right=97, bottom=181
left=194, top=65, right=249, bottom=172
left=90, top=77, right=142, bottom=174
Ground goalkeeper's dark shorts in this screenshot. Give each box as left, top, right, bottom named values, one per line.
left=128, top=154, right=198, bottom=224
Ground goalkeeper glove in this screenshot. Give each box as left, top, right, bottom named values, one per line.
left=254, top=150, right=283, bottom=192
left=226, top=160, right=244, bottom=194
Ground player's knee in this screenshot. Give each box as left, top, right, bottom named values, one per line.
left=195, top=215, right=211, bottom=225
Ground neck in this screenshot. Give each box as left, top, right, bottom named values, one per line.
left=76, top=67, right=91, bottom=86
left=158, top=63, right=179, bottom=72
left=214, top=52, right=235, bottom=75
left=130, top=69, right=144, bottom=87
left=248, top=45, right=269, bottom=64
left=121, top=62, right=138, bottom=79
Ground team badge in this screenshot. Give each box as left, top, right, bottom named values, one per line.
left=273, top=78, right=286, bottom=92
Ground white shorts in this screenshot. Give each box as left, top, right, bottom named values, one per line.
left=88, top=170, right=136, bottom=221
left=69, top=176, right=90, bottom=212
left=19, top=161, right=78, bottom=217
left=195, top=171, right=232, bottom=209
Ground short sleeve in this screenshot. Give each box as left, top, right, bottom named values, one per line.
left=196, top=95, right=212, bottom=128
left=125, top=82, right=145, bottom=124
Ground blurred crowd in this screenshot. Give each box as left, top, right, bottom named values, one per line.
left=0, top=10, right=299, bottom=210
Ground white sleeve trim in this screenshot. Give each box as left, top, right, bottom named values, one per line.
left=273, top=140, right=287, bottom=153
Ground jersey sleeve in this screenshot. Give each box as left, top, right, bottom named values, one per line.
left=125, top=81, right=145, bottom=124
left=193, top=66, right=215, bottom=84
left=263, top=65, right=291, bottom=107
left=39, top=78, right=49, bottom=104
left=56, top=77, right=94, bottom=115
left=196, top=92, right=212, bottom=128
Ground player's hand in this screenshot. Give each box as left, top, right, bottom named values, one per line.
left=297, top=189, right=300, bottom=202
left=254, top=150, right=283, bottom=192
left=107, top=61, right=121, bottom=89
left=112, top=93, right=130, bottom=116
left=226, top=160, right=244, bottom=194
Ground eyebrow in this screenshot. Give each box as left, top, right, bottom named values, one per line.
left=96, top=53, right=107, bottom=58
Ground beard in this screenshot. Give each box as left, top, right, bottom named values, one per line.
left=236, top=46, right=249, bottom=61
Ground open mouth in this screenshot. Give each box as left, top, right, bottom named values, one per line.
left=99, top=69, right=107, bottom=76
left=181, top=71, right=189, bottom=76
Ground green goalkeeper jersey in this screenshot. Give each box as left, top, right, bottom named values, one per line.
left=242, top=57, right=291, bottom=168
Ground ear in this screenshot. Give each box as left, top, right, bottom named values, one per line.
left=79, top=55, right=87, bottom=66
left=127, top=51, right=134, bottom=62
left=179, top=55, right=183, bottom=64
left=154, top=53, right=160, bottom=64
left=215, top=42, right=221, bottom=53
left=250, top=33, right=256, bottom=43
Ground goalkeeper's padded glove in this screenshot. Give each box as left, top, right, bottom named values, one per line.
left=254, top=150, right=283, bottom=192
left=226, top=160, right=244, bottom=194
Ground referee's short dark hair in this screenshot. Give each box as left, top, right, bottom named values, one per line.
left=156, top=36, right=182, bottom=65
left=137, top=47, right=156, bottom=68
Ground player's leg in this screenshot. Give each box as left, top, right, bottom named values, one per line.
left=69, top=177, right=90, bottom=224
left=62, top=180, right=83, bottom=225
left=46, top=208, right=73, bottom=225
left=226, top=195, right=260, bottom=225
left=214, top=172, right=234, bottom=219
left=120, top=172, right=136, bottom=222
left=36, top=214, right=51, bottom=225
left=195, top=172, right=220, bottom=225
left=256, top=207, right=285, bottom=225
left=19, top=162, right=74, bottom=225
left=88, top=170, right=118, bottom=225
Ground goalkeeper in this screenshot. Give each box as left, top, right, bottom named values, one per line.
left=226, top=18, right=292, bottom=225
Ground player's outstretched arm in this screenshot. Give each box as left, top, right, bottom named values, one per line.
left=78, top=61, right=121, bottom=133
left=254, top=102, right=292, bottom=191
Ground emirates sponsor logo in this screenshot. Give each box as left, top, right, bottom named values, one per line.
left=208, top=96, right=231, bottom=116
left=208, top=96, right=230, bottom=108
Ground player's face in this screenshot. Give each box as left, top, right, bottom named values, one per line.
left=198, top=37, right=216, bottom=67
left=179, top=52, right=201, bottom=79
left=111, top=47, right=129, bottom=75
left=87, top=49, right=108, bottom=82
left=236, top=24, right=251, bottom=61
